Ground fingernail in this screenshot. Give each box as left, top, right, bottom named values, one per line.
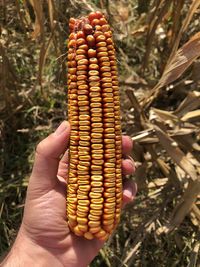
left=129, top=136, right=133, bottom=144
left=132, top=182, right=137, bottom=195
left=126, top=158, right=135, bottom=172
left=124, top=188, right=133, bottom=199
left=128, top=160, right=134, bottom=169
left=54, top=121, right=69, bottom=136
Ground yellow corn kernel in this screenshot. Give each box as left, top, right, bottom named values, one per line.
left=67, top=11, right=122, bottom=241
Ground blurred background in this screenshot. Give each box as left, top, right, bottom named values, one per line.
left=0, top=0, right=200, bottom=266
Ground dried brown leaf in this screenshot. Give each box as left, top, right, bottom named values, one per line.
left=188, top=241, right=200, bottom=267
left=170, top=128, right=198, bottom=136
left=151, top=108, right=178, bottom=122
left=174, top=91, right=200, bottom=117
left=143, top=0, right=173, bottom=68
left=148, top=178, right=168, bottom=188
left=168, top=0, right=200, bottom=63
left=174, top=134, right=200, bottom=153
left=131, top=128, right=154, bottom=142
left=143, top=32, right=200, bottom=108
left=156, top=32, right=200, bottom=90
left=15, top=0, right=27, bottom=32
left=156, top=158, right=180, bottom=187
left=181, top=109, right=200, bottom=122
left=134, top=137, right=158, bottom=144
left=154, top=125, right=198, bottom=181
left=157, top=180, right=200, bottom=234
left=131, top=25, right=148, bottom=38
left=192, top=204, right=200, bottom=222
left=126, top=89, right=147, bottom=128
left=168, top=0, right=184, bottom=50
left=134, top=162, right=148, bottom=190
left=48, top=0, right=55, bottom=30
left=29, top=0, right=44, bottom=39
left=117, top=4, right=129, bottom=21
left=169, top=180, right=200, bottom=229
left=190, top=210, right=200, bottom=227
left=38, top=31, right=55, bottom=87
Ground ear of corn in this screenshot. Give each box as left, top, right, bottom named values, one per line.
left=67, top=11, right=122, bottom=241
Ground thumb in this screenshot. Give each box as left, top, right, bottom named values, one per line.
left=29, top=121, right=71, bottom=192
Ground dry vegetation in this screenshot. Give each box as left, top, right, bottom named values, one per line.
left=0, top=0, right=200, bottom=266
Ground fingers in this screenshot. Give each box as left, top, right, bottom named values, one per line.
left=121, top=136, right=136, bottom=206
left=58, top=133, right=136, bottom=207
left=122, top=158, right=135, bottom=175
left=57, top=150, right=69, bottom=181
left=122, top=135, right=133, bottom=155
left=122, top=135, right=134, bottom=175
left=60, top=149, right=69, bottom=163
left=30, top=121, right=71, bottom=190
left=122, top=180, right=137, bottom=207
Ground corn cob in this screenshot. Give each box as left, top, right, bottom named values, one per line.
left=66, top=11, right=122, bottom=241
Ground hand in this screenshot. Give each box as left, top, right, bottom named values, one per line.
left=2, top=121, right=137, bottom=267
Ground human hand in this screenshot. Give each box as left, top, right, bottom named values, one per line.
left=2, top=121, right=137, bottom=267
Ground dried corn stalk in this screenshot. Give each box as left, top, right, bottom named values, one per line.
left=66, top=11, right=122, bottom=241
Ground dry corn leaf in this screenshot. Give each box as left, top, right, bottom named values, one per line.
left=169, top=128, right=198, bottom=136
left=170, top=180, right=200, bottom=229
left=148, top=0, right=165, bottom=33
left=174, top=134, right=200, bottom=153
left=48, top=0, right=55, bottom=30
left=135, top=128, right=198, bottom=145
left=192, top=204, right=200, bottom=222
left=153, top=125, right=198, bottom=181
left=170, top=129, right=200, bottom=155
left=148, top=178, right=168, bottom=188
left=151, top=108, right=178, bottom=122
left=175, top=164, right=188, bottom=182
left=174, top=233, right=185, bottom=250
left=29, top=0, right=44, bottom=39
left=134, top=162, right=148, bottom=190
left=155, top=32, right=200, bottom=91
left=187, top=241, right=200, bottom=267
left=168, top=0, right=184, bottom=50
left=135, top=137, right=158, bottom=144
left=156, top=158, right=180, bottom=187
left=131, top=25, right=148, bottom=38
left=167, top=0, right=200, bottom=63
left=181, top=109, right=200, bottom=122
left=22, top=0, right=32, bottom=28
left=192, top=60, right=200, bottom=82
left=174, top=91, right=200, bottom=117
left=117, top=4, right=129, bottom=21
left=157, top=180, right=200, bottom=234
left=143, top=0, right=173, bottom=68
left=143, top=32, right=200, bottom=108
left=131, top=128, right=154, bottom=142
left=185, top=153, right=200, bottom=174
left=190, top=212, right=200, bottom=227
left=126, top=89, right=147, bottom=127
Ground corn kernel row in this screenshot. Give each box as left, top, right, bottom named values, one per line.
left=66, top=11, right=122, bottom=241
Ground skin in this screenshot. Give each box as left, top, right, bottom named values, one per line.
left=1, top=121, right=137, bottom=267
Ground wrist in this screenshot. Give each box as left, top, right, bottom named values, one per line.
left=1, top=229, right=63, bottom=267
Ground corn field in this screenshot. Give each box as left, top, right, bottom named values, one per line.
left=0, top=0, right=200, bottom=266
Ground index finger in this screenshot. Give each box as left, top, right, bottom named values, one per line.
left=122, top=135, right=133, bottom=155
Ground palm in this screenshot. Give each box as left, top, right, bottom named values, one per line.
left=22, top=153, right=103, bottom=266
left=2, top=124, right=135, bottom=267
